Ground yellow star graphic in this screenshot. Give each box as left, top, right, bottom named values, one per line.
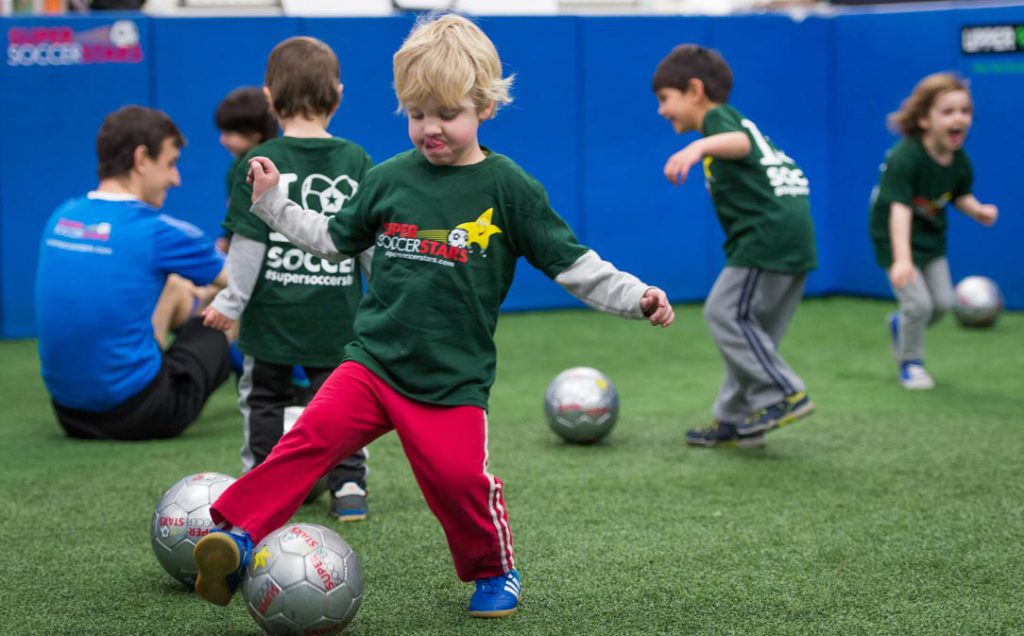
left=252, top=546, right=271, bottom=571
left=455, top=208, right=502, bottom=252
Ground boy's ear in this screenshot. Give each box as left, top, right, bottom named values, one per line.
left=687, top=78, right=706, bottom=101
left=262, top=86, right=276, bottom=115
left=478, top=101, right=496, bottom=121
left=330, top=83, right=344, bottom=116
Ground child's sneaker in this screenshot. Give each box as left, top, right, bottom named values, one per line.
left=887, top=311, right=900, bottom=358
left=468, top=570, right=521, bottom=618
left=737, top=391, right=815, bottom=436
left=899, top=361, right=935, bottom=390
left=686, top=421, right=765, bottom=448
left=330, top=482, right=367, bottom=522
left=193, top=530, right=253, bottom=606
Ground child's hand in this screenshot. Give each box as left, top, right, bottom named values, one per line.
left=640, top=287, right=674, bottom=327
left=201, top=306, right=235, bottom=332
left=975, top=203, right=998, bottom=227
left=888, top=260, right=915, bottom=289
left=248, top=156, right=281, bottom=203
left=663, top=143, right=703, bottom=186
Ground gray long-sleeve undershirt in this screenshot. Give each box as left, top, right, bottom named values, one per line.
left=210, top=233, right=265, bottom=321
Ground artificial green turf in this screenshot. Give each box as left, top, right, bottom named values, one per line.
left=1, top=298, right=1022, bottom=635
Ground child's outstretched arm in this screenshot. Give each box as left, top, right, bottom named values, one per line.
left=954, top=194, right=998, bottom=227
left=247, top=157, right=353, bottom=262
left=664, top=131, right=750, bottom=186
left=202, top=234, right=266, bottom=332
left=554, top=251, right=674, bottom=327
left=888, top=201, right=915, bottom=288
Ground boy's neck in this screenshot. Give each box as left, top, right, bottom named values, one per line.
left=280, top=114, right=333, bottom=139
left=920, top=133, right=954, bottom=166
left=694, top=101, right=722, bottom=133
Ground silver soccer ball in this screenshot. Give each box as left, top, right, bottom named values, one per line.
left=544, top=367, right=619, bottom=443
left=953, top=276, right=1003, bottom=328
left=151, top=472, right=236, bottom=588
left=243, top=523, right=363, bottom=636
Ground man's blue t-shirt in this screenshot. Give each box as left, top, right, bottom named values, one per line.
left=36, top=192, right=224, bottom=412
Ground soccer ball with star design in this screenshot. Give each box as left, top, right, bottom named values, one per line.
left=242, top=522, right=363, bottom=635
left=150, top=472, right=236, bottom=588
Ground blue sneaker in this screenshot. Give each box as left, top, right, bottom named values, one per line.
left=887, top=311, right=900, bottom=358
left=736, top=391, right=815, bottom=436
left=468, top=570, right=521, bottom=618
left=899, top=360, right=935, bottom=390
left=193, top=530, right=253, bottom=606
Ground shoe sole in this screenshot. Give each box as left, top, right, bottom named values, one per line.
left=901, top=381, right=935, bottom=390
left=687, top=436, right=765, bottom=449
left=331, top=511, right=367, bottom=522
left=469, top=607, right=518, bottom=618
left=193, top=533, right=241, bottom=607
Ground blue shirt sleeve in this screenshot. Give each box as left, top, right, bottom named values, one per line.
left=153, top=214, right=225, bottom=285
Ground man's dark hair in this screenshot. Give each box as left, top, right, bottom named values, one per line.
left=214, top=86, right=278, bottom=142
left=265, top=36, right=340, bottom=120
left=96, top=105, right=185, bottom=180
left=651, top=44, right=733, bottom=103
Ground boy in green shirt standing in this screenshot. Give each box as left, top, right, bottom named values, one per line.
left=192, top=14, right=674, bottom=619
left=869, top=73, right=998, bottom=389
left=202, top=37, right=374, bottom=521
left=653, top=44, right=816, bottom=447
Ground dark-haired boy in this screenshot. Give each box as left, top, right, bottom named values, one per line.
left=202, top=37, right=373, bottom=520
left=652, top=44, right=816, bottom=447
left=36, top=105, right=231, bottom=440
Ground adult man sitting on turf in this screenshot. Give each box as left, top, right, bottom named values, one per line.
left=36, top=105, right=232, bottom=440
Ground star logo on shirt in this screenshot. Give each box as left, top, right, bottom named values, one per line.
left=454, top=208, right=502, bottom=252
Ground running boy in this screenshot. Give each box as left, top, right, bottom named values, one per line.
left=652, top=44, right=816, bottom=447
left=193, top=14, right=674, bottom=619
left=869, top=73, right=997, bottom=389
left=202, top=37, right=374, bottom=521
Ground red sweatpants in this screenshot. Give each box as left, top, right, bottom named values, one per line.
left=211, top=361, right=515, bottom=582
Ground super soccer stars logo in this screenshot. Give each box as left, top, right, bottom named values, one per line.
left=377, top=208, right=503, bottom=268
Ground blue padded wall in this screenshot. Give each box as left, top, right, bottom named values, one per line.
left=2, top=6, right=1022, bottom=338
left=580, top=17, right=716, bottom=302
left=149, top=17, right=301, bottom=237
left=0, top=15, right=151, bottom=338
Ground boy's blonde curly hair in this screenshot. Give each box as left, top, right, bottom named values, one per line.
left=393, top=13, right=514, bottom=115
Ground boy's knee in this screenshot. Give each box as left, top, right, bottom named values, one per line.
left=703, top=302, right=730, bottom=328
left=902, top=298, right=933, bottom=323
left=931, top=297, right=953, bottom=323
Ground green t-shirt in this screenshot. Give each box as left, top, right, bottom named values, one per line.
left=868, top=137, right=973, bottom=267
left=700, top=104, right=817, bottom=273
left=225, top=136, right=373, bottom=367
left=326, top=149, right=588, bottom=409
